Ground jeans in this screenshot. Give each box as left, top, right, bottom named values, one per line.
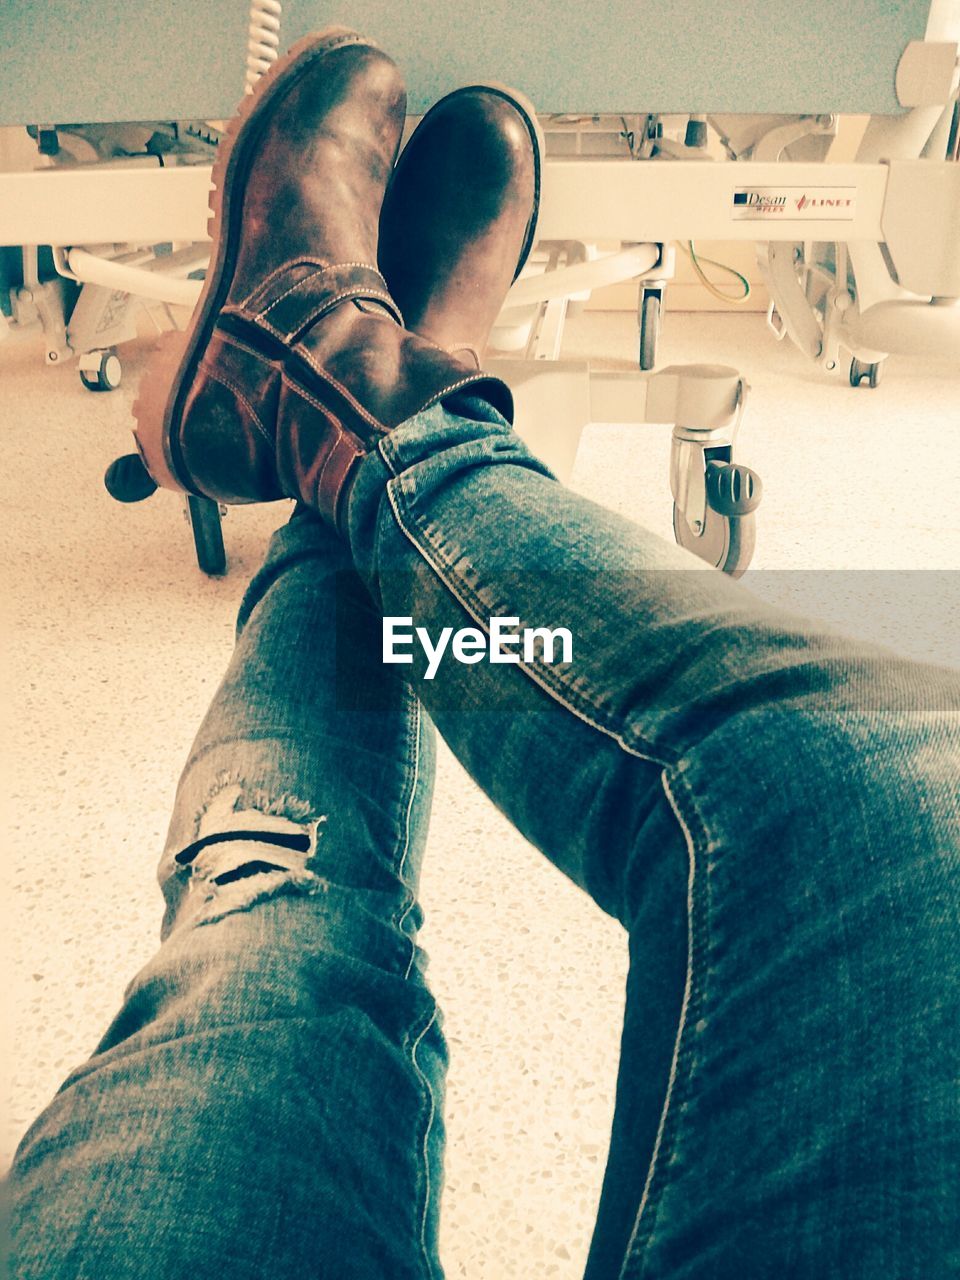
left=9, top=395, right=960, bottom=1278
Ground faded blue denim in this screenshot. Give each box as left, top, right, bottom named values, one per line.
left=9, top=395, right=960, bottom=1278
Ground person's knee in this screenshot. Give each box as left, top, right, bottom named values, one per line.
left=788, top=650, right=958, bottom=802
left=713, top=636, right=956, bottom=779
left=158, top=779, right=327, bottom=936
left=687, top=643, right=958, bottom=885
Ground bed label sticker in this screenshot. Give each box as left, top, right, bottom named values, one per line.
left=732, top=187, right=857, bottom=220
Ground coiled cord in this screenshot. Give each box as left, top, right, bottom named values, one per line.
left=246, top=0, right=282, bottom=92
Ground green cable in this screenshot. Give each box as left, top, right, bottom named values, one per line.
left=678, top=240, right=752, bottom=304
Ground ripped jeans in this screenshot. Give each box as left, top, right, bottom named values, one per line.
left=9, top=396, right=960, bottom=1279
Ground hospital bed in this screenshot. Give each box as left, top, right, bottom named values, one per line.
left=1, top=1, right=957, bottom=576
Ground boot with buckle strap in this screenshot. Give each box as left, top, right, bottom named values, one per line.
left=105, top=32, right=540, bottom=533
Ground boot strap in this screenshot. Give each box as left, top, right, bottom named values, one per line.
left=226, top=258, right=404, bottom=345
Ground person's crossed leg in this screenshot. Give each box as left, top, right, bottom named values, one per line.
left=11, top=30, right=959, bottom=1280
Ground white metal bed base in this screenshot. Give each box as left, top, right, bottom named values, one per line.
left=0, top=156, right=922, bottom=247
left=5, top=149, right=956, bottom=374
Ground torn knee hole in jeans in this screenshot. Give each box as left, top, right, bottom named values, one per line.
left=175, top=828, right=312, bottom=878
left=175, top=783, right=328, bottom=923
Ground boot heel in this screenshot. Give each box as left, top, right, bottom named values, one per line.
left=130, top=329, right=193, bottom=493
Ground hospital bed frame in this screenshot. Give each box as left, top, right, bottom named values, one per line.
left=2, top=1, right=958, bottom=576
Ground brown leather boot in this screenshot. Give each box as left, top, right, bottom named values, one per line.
left=378, top=83, right=543, bottom=368
left=109, top=30, right=517, bottom=531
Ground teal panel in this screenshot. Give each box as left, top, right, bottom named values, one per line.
left=281, top=0, right=936, bottom=114
left=0, top=1, right=941, bottom=125
left=0, top=0, right=248, bottom=125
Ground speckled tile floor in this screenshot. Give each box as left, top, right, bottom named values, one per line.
left=4, top=310, right=958, bottom=1277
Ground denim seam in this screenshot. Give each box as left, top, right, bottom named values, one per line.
left=619, top=765, right=713, bottom=1279
left=399, top=695, right=424, bottom=979
left=391, top=690, right=441, bottom=1275
left=363, top=441, right=401, bottom=609
left=383, top=478, right=674, bottom=767
left=410, top=1006, right=441, bottom=1279
left=377, top=432, right=401, bottom=478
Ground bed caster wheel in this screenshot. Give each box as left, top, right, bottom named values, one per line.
left=705, top=460, right=762, bottom=517
left=186, top=495, right=226, bottom=576
left=673, top=458, right=762, bottom=577
left=638, top=290, right=662, bottom=371
left=79, top=348, right=122, bottom=391
left=849, top=356, right=882, bottom=389
left=673, top=502, right=756, bottom=578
